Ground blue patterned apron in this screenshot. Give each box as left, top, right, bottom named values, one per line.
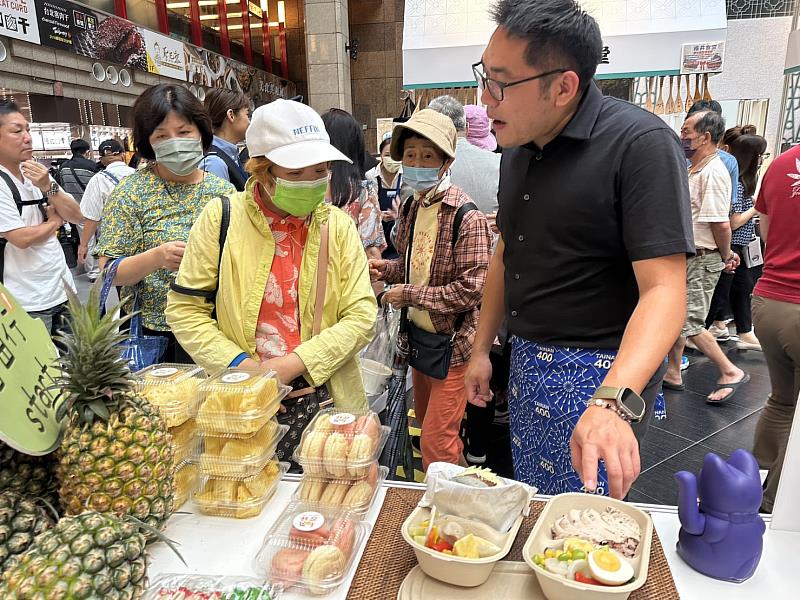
left=508, top=336, right=665, bottom=496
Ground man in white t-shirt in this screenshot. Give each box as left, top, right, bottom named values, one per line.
left=0, top=99, right=83, bottom=338
left=78, top=139, right=134, bottom=281
left=664, top=110, right=748, bottom=403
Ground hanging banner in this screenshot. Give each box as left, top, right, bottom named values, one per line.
left=0, top=286, right=63, bottom=455
left=35, top=0, right=76, bottom=51
left=680, top=41, right=725, bottom=74
left=0, top=0, right=41, bottom=44
left=140, top=27, right=186, bottom=81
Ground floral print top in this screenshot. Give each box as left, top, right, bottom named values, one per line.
left=337, top=180, right=386, bottom=252
left=253, top=185, right=309, bottom=361
left=97, top=166, right=235, bottom=331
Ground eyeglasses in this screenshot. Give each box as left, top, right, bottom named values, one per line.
left=472, top=61, right=569, bottom=102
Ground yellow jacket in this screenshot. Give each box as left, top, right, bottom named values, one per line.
left=165, top=179, right=377, bottom=410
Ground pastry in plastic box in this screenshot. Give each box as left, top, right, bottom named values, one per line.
left=294, top=464, right=388, bottom=514
left=145, top=573, right=280, bottom=599
left=170, top=419, right=197, bottom=464
left=135, top=364, right=205, bottom=428
left=195, top=369, right=289, bottom=435
left=294, top=410, right=389, bottom=478
left=255, top=502, right=367, bottom=595
left=194, top=460, right=287, bottom=518
left=198, top=420, right=288, bottom=478
left=173, top=462, right=198, bottom=509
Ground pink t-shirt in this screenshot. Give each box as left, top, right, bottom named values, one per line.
left=754, top=145, right=800, bottom=304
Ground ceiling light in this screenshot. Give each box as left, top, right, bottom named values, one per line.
left=277, top=0, right=285, bottom=23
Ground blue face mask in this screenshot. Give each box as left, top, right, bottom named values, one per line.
left=403, top=166, right=442, bottom=193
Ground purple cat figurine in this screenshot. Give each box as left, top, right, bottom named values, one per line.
left=675, top=449, right=766, bottom=583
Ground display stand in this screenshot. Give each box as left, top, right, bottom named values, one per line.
left=770, top=391, right=800, bottom=532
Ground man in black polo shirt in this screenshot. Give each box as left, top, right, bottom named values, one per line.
left=465, top=0, right=694, bottom=499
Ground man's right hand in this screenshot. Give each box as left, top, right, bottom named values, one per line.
left=368, top=258, right=388, bottom=282
left=465, top=352, right=493, bottom=407
left=157, top=241, right=186, bottom=271
left=45, top=205, right=64, bottom=229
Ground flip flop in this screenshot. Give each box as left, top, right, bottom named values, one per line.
left=662, top=380, right=685, bottom=391
left=706, top=372, right=751, bottom=404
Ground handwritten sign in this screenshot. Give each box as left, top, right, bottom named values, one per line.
left=0, top=286, right=63, bottom=455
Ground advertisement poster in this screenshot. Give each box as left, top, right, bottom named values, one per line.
left=185, top=45, right=226, bottom=87
left=680, top=41, right=725, bottom=74
left=1, top=0, right=41, bottom=45
left=140, top=27, right=186, bottom=81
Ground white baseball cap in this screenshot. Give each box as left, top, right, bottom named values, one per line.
left=245, top=99, right=352, bottom=168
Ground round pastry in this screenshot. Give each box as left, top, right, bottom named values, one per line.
left=302, top=545, right=346, bottom=594
left=342, top=481, right=373, bottom=509
left=319, top=481, right=349, bottom=506
left=314, top=413, right=334, bottom=434
left=299, top=479, right=327, bottom=503
left=346, top=434, right=374, bottom=476
left=289, top=512, right=331, bottom=545
left=355, top=414, right=381, bottom=440
left=271, top=547, right=310, bottom=587
left=299, top=431, right=328, bottom=474
left=329, top=518, right=355, bottom=556
left=323, top=432, right=350, bottom=477
left=365, top=462, right=380, bottom=487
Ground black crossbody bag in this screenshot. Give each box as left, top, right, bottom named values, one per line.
left=400, top=199, right=476, bottom=380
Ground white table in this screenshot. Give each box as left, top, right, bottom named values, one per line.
left=149, top=478, right=795, bottom=599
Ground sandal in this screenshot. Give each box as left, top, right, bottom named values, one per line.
left=706, top=372, right=751, bottom=404
left=662, top=379, right=685, bottom=391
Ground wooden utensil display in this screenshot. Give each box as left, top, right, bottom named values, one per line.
left=693, top=74, right=701, bottom=103
left=685, top=75, right=694, bottom=112
left=655, top=77, right=665, bottom=115
left=675, top=76, right=684, bottom=114
left=702, top=74, right=712, bottom=101
left=665, top=76, right=676, bottom=113
left=644, top=77, right=654, bottom=112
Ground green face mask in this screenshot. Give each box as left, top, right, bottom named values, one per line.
left=152, top=137, right=204, bottom=176
left=272, top=176, right=328, bottom=217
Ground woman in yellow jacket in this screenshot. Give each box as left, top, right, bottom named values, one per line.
left=166, top=99, right=377, bottom=466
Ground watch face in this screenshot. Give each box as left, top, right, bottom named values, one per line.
left=620, top=388, right=646, bottom=420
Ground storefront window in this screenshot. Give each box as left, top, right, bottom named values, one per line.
left=81, top=0, right=116, bottom=15
left=125, top=0, right=159, bottom=31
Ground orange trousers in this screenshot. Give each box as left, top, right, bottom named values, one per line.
left=412, top=364, right=468, bottom=470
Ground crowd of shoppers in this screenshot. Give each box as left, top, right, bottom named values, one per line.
left=2, top=0, right=796, bottom=510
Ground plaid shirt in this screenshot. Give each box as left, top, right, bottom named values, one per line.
left=384, top=185, right=492, bottom=366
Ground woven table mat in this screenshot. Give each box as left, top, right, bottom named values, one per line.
left=346, top=488, right=680, bottom=600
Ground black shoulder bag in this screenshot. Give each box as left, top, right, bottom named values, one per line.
left=0, top=170, right=49, bottom=282
left=400, top=199, right=477, bottom=380
left=206, top=145, right=248, bottom=192
left=169, top=195, right=231, bottom=319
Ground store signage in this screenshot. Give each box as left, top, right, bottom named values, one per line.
left=0, top=0, right=41, bottom=44
left=680, top=41, right=725, bottom=74
left=0, top=285, right=63, bottom=455
left=140, top=27, right=186, bottom=81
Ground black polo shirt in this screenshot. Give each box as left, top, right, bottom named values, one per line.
left=497, top=83, right=694, bottom=348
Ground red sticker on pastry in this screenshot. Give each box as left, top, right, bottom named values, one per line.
left=292, top=511, right=326, bottom=532
left=330, top=413, right=356, bottom=426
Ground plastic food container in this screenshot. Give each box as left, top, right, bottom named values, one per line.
left=293, top=409, right=390, bottom=479
left=254, top=502, right=369, bottom=595
left=197, top=420, right=289, bottom=478
left=169, top=419, right=198, bottom=465
left=193, top=460, right=287, bottom=519
left=401, top=505, right=524, bottom=587
left=522, top=493, right=654, bottom=600
left=293, top=464, right=388, bottom=515
left=173, top=462, right=198, bottom=510
left=194, top=369, right=290, bottom=435
left=135, top=364, right=205, bottom=428
left=145, top=573, right=281, bottom=599
left=361, top=358, right=392, bottom=396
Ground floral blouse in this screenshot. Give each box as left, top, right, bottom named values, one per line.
left=97, top=166, right=235, bottom=331
left=253, top=185, right=309, bottom=361
left=338, top=180, right=386, bottom=252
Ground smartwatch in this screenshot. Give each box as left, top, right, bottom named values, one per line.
left=589, top=386, right=646, bottom=423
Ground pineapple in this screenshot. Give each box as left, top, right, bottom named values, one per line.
left=0, top=491, right=54, bottom=572
left=55, top=283, right=174, bottom=532
left=0, top=443, right=61, bottom=514
left=0, top=511, right=147, bottom=599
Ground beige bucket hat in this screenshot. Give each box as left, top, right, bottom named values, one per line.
left=389, top=109, right=457, bottom=161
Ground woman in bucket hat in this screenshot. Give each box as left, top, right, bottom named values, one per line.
left=167, top=99, right=377, bottom=467
left=369, top=109, right=492, bottom=469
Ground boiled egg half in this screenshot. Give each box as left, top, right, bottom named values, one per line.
left=587, top=548, right=634, bottom=586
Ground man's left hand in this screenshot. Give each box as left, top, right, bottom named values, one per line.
left=20, top=160, right=53, bottom=192
left=381, top=286, right=407, bottom=308
left=570, top=405, right=640, bottom=499
left=723, top=253, right=740, bottom=274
